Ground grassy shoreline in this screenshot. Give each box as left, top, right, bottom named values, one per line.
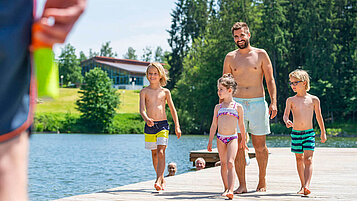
left=35, top=89, right=355, bottom=136
left=34, top=112, right=356, bottom=136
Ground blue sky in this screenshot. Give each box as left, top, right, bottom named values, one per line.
left=37, top=0, right=176, bottom=59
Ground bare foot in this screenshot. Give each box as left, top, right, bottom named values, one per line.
left=297, top=187, right=304, bottom=194
left=161, top=179, right=166, bottom=190
left=304, top=187, right=311, bottom=195
left=256, top=180, right=266, bottom=192
left=221, top=189, right=228, bottom=196
left=226, top=191, right=234, bottom=200
left=256, top=187, right=266, bottom=192
left=233, top=186, right=247, bottom=194
left=154, top=183, right=162, bottom=191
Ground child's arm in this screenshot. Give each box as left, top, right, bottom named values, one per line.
left=283, top=98, right=294, bottom=128
left=207, top=105, right=219, bottom=152
left=237, top=105, right=248, bottom=150
left=139, top=89, right=154, bottom=127
left=166, top=89, right=181, bottom=139
left=313, top=96, right=327, bottom=143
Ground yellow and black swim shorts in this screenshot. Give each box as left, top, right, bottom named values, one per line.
left=144, top=120, right=169, bottom=150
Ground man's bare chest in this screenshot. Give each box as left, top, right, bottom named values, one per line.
left=230, top=54, right=261, bottom=73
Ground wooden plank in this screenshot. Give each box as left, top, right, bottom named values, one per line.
left=189, top=148, right=256, bottom=166
left=54, top=148, right=357, bottom=201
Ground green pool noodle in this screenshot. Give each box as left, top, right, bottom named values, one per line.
left=34, top=48, right=59, bottom=98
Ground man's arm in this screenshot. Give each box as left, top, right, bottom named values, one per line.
left=34, top=0, right=86, bottom=45
left=223, top=54, right=232, bottom=75
left=261, top=50, right=277, bottom=119
left=220, top=54, right=232, bottom=103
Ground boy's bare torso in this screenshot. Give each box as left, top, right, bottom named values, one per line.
left=226, top=48, right=265, bottom=98
left=289, top=94, right=316, bottom=130
left=142, top=87, right=168, bottom=121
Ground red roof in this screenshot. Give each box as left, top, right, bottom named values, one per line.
left=81, top=56, right=165, bottom=66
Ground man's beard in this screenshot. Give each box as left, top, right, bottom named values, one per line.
left=236, top=39, right=249, bottom=49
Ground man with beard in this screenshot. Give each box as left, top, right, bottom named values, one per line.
left=222, top=22, right=277, bottom=194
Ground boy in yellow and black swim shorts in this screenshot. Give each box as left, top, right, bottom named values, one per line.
left=139, top=62, right=181, bottom=191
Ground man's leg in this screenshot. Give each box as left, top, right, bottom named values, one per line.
left=234, top=133, right=247, bottom=194
left=0, top=131, right=29, bottom=201
left=251, top=135, right=268, bottom=192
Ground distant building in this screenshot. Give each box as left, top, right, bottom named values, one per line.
left=80, top=56, right=165, bottom=90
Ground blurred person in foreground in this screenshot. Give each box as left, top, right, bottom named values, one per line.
left=0, top=1, right=86, bottom=200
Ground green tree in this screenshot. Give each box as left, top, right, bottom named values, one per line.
left=79, top=51, right=87, bottom=62
left=76, top=68, right=120, bottom=133
left=89, top=48, right=99, bottom=58
left=58, top=43, right=83, bottom=85
left=167, top=0, right=212, bottom=89
left=256, top=0, right=290, bottom=121
left=141, top=46, right=153, bottom=62
left=123, top=47, right=138, bottom=60
left=169, top=0, right=356, bottom=133
left=100, top=41, right=118, bottom=57
left=172, top=0, right=260, bottom=133
left=333, top=0, right=357, bottom=121
left=154, top=46, right=164, bottom=62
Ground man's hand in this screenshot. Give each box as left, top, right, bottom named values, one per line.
left=34, top=0, right=86, bottom=45
left=239, top=135, right=249, bottom=150
left=269, top=103, right=278, bottom=119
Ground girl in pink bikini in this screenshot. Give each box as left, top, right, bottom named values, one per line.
left=207, top=73, right=248, bottom=200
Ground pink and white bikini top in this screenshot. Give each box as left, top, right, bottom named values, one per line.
left=217, top=101, right=239, bottom=119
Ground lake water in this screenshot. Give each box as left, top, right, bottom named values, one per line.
left=29, top=134, right=357, bottom=201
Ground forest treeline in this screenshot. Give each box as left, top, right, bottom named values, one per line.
left=165, top=0, right=356, bottom=133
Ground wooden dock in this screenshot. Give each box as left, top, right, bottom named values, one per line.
left=189, top=148, right=256, bottom=167
left=55, top=148, right=357, bottom=201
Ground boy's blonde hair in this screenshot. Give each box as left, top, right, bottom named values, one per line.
left=289, top=69, right=310, bottom=91
left=146, top=62, right=167, bottom=86
left=217, top=73, right=237, bottom=94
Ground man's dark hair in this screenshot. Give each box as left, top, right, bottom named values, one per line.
left=231, top=22, right=250, bottom=36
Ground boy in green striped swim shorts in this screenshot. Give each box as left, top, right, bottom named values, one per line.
left=283, top=69, right=327, bottom=196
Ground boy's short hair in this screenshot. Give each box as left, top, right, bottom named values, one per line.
left=289, top=69, right=310, bottom=91
left=146, top=62, right=167, bottom=86
left=231, top=22, right=250, bottom=36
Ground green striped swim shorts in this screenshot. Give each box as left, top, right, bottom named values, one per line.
left=291, top=129, right=315, bottom=154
